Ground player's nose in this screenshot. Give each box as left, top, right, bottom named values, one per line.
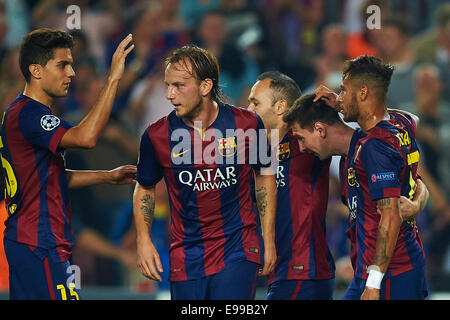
left=68, top=65, right=75, bottom=77
left=298, top=141, right=307, bottom=153
left=166, top=86, right=175, bottom=100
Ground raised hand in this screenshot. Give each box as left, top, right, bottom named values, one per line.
left=109, top=34, right=135, bottom=81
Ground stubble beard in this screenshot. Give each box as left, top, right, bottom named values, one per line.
left=343, top=94, right=359, bottom=123
left=177, top=95, right=203, bottom=122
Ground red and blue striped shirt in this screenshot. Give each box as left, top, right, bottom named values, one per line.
left=1, top=94, right=74, bottom=262
left=268, top=131, right=334, bottom=284
left=136, top=104, right=270, bottom=281
left=343, top=115, right=425, bottom=279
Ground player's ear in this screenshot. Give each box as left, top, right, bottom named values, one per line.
left=315, top=122, right=327, bottom=138
left=275, top=99, right=288, bottom=116
left=29, top=64, right=43, bottom=80
left=200, top=78, right=213, bottom=97
left=359, top=85, right=368, bottom=101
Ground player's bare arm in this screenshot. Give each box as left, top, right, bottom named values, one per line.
left=60, top=34, right=134, bottom=149
left=361, top=197, right=402, bottom=300
left=65, top=165, right=137, bottom=189
left=398, top=178, right=429, bottom=221
left=254, top=170, right=277, bottom=276
left=133, top=183, right=163, bottom=282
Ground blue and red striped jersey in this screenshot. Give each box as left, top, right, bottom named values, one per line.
left=0, top=94, right=74, bottom=262
left=345, top=118, right=425, bottom=279
left=136, top=104, right=270, bottom=282
left=268, top=131, right=334, bottom=284
left=340, top=111, right=424, bottom=272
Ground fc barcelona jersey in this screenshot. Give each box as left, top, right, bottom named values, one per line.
left=268, top=131, right=334, bottom=284
left=136, top=104, right=270, bottom=281
left=0, top=94, right=74, bottom=262
left=345, top=118, right=425, bottom=279
left=340, top=111, right=425, bottom=273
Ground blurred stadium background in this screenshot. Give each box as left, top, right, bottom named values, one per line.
left=0, top=0, right=449, bottom=300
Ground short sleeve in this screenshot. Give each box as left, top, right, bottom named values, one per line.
left=250, top=113, right=272, bottom=171
left=360, top=138, right=404, bottom=201
left=136, top=130, right=164, bottom=187
left=19, top=103, right=73, bottom=154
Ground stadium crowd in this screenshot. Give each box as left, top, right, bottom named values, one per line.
left=0, top=0, right=449, bottom=297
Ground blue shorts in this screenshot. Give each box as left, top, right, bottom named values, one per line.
left=266, top=279, right=334, bottom=300
left=170, top=260, right=259, bottom=300
left=343, top=266, right=428, bottom=300
left=4, top=239, right=80, bottom=300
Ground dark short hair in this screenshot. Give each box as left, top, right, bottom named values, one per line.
left=342, top=55, right=394, bottom=102
left=283, top=93, right=342, bottom=130
left=257, top=71, right=302, bottom=108
left=19, top=28, right=74, bottom=83
left=165, top=45, right=226, bottom=104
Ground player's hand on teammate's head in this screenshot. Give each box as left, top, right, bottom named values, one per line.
left=313, top=85, right=340, bottom=111
left=109, top=34, right=135, bottom=81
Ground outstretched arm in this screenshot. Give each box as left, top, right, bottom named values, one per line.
left=66, top=165, right=136, bottom=189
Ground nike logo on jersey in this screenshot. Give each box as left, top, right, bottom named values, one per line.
left=172, top=149, right=190, bottom=158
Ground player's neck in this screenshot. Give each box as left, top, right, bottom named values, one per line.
left=358, top=101, right=387, bottom=132
left=268, top=121, right=289, bottom=144
left=331, top=124, right=354, bottom=157
left=23, top=82, right=53, bottom=108
left=182, top=99, right=219, bottom=129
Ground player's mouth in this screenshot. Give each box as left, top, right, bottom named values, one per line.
left=63, top=81, right=71, bottom=88
left=173, top=103, right=182, bottom=110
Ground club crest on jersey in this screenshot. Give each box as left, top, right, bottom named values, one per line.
left=217, top=136, right=236, bottom=157
left=40, top=115, right=60, bottom=131
left=277, top=142, right=290, bottom=161
left=348, top=167, right=357, bottom=186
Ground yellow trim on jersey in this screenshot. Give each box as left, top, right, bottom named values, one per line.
left=407, top=151, right=419, bottom=165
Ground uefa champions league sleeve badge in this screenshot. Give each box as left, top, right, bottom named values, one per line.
left=40, top=115, right=61, bottom=131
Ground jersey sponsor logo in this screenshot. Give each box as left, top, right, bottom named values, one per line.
left=277, top=142, right=290, bottom=161
left=40, top=115, right=60, bottom=131
left=178, top=166, right=237, bottom=191
left=275, top=165, right=286, bottom=188
left=348, top=195, right=357, bottom=220
left=370, top=171, right=396, bottom=183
